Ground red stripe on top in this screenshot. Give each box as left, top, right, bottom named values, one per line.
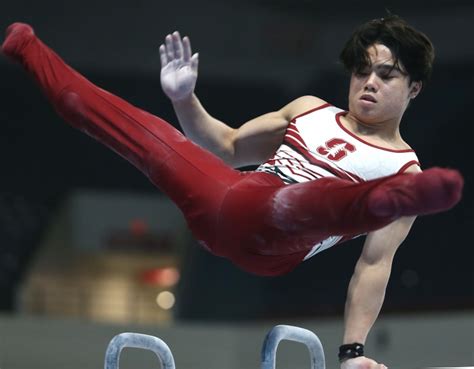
left=290, top=103, right=332, bottom=122
left=335, top=112, right=416, bottom=153
left=284, top=155, right=314, bottom=171
left=285, top=132, right=307, bottom=148
left=282, top=156, right=325, bottom=179
left=300, top=167, right=323, bottom=179
left=287, top=166, right=315, bottom=181
left=398, top=160, right=421, bottom=173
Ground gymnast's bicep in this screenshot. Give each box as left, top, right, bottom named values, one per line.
left=230, top=95, right=326, bottom=167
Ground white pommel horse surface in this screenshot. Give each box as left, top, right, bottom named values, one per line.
left=104, top=324, right=326, bottom=369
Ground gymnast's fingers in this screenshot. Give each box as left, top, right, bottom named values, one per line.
left=182, top=36, right=192, bottom=62
left=190, top=53, right=199, bottom=73
left=172, top=31, right=183, bottom=60
left=165, top=34, right=174, bottom=60
left=159, top=44, right=168, bottom=68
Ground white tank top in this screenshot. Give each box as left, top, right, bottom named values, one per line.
left=256, top=103, right=420, bottom=260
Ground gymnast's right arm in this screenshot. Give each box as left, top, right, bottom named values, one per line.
left=159, top=31, right=324, bottom=168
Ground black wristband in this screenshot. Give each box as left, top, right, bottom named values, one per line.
left=338, top=343, right=364, bottom=362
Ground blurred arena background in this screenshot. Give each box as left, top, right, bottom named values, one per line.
left=0, top=0, right=473, bottom=368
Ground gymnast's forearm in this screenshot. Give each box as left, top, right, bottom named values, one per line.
left=172, top=93, right=236, bottom=162
left=159, top=31, right=236, bottom=163
left=342, top=259, right=392, bottom=345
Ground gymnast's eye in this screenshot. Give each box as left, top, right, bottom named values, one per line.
left=380, top=73, right=395, bottom=80
left=354, top=70, right=370, bottom=77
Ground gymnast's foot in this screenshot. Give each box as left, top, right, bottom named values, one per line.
left=1, top=22, right=35, bottom=61
left=368, top=167, right=463, bottom=218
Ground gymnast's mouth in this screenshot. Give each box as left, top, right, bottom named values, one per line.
left=360, top=94, right=377, bottom=103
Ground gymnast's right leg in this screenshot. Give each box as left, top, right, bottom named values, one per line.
left=1, top=23, right=241, bottom=251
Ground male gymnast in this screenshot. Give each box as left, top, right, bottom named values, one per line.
left=2, top=15, right=463, bottom=369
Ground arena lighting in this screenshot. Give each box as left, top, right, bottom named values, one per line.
left=139, top=267, right=180, bottom=287
left=156, top=291, right=175, bottom=310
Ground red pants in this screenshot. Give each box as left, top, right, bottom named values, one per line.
left=3, top=24, right=463, bottom=276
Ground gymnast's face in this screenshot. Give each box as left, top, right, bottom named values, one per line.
left=347, top=43, right=421, bottom=126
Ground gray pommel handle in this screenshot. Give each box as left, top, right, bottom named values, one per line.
left=261, top=325, right=326, bottom=369
left=104, top=332, right=176, bottom=369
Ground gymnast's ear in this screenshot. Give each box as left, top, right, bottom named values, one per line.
left=409, top=81, right=422, bottom=99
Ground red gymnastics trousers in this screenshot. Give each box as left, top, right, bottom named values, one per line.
left=2, top=23, right=463, bottom=276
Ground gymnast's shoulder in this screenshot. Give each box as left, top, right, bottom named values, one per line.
left=280, top=95, right=328, bottom=121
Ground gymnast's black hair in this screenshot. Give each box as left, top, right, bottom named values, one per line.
left=340, top=14, right=435, bottom=87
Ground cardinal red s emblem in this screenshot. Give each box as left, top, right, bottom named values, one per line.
left=316, top=138, right=356, bottom=161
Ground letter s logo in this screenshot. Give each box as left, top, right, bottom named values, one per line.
left=316, top=138, right=356, bottom=161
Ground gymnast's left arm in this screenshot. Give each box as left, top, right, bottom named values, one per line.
left=340, top=215, right=417, bottom=369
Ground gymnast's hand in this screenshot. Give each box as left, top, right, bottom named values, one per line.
left=340, top=356, right=388, bottom=369
left=159, top=31, right=199, bottom=102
